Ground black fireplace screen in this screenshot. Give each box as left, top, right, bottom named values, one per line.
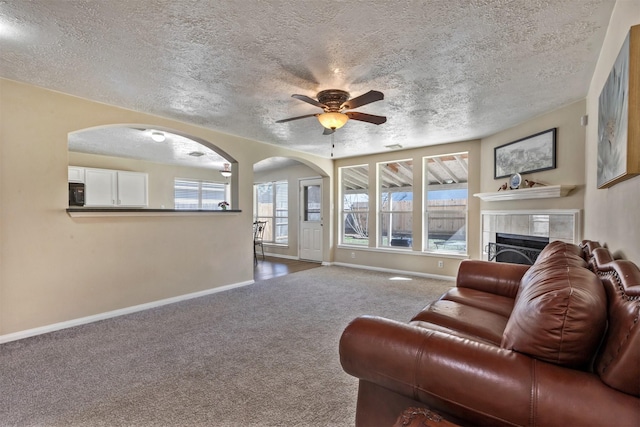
left=488, top=233, right=549, bottom=265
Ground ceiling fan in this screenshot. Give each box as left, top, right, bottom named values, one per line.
left=276, top=89, right=387, bottom=135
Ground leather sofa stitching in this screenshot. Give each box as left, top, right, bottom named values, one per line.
left=530, top=359, right=537, bottom=427
left=556, top=266, right=574, bottom=365
left=597, top=270, right=640, bottom=373
left=412, top=332, right=431, bottom=401
left=410, top=384, right=522, bottom=427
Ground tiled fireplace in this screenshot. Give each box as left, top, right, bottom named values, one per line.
left=481, top=210, right=581, bottom=262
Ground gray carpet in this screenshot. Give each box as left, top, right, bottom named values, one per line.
left=0, top=266, right=452, bottom=427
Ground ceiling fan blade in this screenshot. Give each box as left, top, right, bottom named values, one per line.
left=345, top=111, right=387, bottom=125
left=276, top=113, right=319, bottom=123
left=341, top=90, right=384, bottom=110
left=323, top=128, right=335, bottom=136
left=291, top=94, right=327, bottom=109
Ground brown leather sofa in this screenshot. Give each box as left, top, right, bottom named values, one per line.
left=340, top=241, right=640, bottom=426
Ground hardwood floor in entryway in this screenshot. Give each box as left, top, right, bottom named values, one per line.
left=254, top=257, right=321, bottom=282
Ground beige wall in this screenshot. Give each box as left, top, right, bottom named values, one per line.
left=585, top=1, right=640, bottom=261
left=333, top=140, right=482, bottom=278
left=0, top=78, right=331, bottom=337
left=479, top=99, right=587, bottom=214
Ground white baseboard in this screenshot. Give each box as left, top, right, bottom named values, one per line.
left=0, top=280, right=254, bottom=344
left=331, top=262, right=455, bottom=281
left=262, top=253, right=298, bottom=260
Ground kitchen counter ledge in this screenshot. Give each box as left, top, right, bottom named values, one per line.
left=67, top=208, right=241, bottom=218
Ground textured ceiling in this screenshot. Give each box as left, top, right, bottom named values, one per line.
left=0, top=0, right=615, bottom=161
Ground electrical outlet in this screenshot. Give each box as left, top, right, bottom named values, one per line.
left=438, top=261, right=444, bottom=268
left=350, top=252, right=356, bottom=259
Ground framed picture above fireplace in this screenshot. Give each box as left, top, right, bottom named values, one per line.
left=597, top=24, right=640, bottom=189
left=494, top=128, right=557, bottom=179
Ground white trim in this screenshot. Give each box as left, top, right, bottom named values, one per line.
left=0, top=280, right=254, bottom=344
left=262, top=253, right=298, bottom=260
left=473, top=185, right=575, bottom=201
left=337, top=245, right=468, bottom=260
left=480, top=209, right=581, bottom=215
left=332, top=261, right=456, bottom=281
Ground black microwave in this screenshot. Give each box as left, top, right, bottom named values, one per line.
left=69, top=183, right=85, bottom=206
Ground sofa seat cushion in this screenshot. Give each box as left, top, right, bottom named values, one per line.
left=409, top=320, right=499, bottom=346
left=502, top=262, right=607, bottom=368
left=412, top=300, right=508, bottom=345
left=440, top=288, right=515, bottom=318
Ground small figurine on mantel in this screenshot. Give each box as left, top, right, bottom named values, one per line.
left=498, top=173, right=548, bottom=191
left=523, top=178, right=546, bottom=188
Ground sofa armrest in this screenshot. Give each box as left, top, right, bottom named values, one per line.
left=456, top=260, right=528, bottom=298
left=340, top=316, right=640, bottom=427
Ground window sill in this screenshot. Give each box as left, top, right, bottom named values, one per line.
left=264, top=243, right=289, bottom=248
left=337, top=245, right=469, bottom=259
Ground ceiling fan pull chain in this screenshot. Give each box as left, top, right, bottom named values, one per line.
left=331, top=133, right=335, bottom=157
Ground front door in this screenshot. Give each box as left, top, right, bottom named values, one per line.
left=299, top=178, right=323, bottom=262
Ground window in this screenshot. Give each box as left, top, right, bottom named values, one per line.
left=424, top=153, right=468, bottom=254
left=174, top=179, right=226, bottom=210
left=254, top=181, right=288, bottom=244
left=303, top=184, right=321, bottom=221
left=379, top=160, right=413, bottom=249
left=340, top=165, right=370, bottom=246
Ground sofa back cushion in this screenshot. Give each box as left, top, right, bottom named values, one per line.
left=502, top=246, right=607, bottom=368
left=536, top=240, right=587, bottom=266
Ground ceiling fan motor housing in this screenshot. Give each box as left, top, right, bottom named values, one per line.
left=317, top=89, right=350, bottom=112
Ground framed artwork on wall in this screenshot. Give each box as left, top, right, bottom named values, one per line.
left=597, top=24, right=640, bottom=189
left=494, top=128, right=557, bottom=179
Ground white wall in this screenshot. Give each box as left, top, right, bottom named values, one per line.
left=585, top=2, right=640, bottom=261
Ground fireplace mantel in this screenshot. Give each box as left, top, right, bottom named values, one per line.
left=473, top=185, right=575, bottom=202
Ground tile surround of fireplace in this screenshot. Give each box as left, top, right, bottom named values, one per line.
left=481, top=210, right=581, bottom=261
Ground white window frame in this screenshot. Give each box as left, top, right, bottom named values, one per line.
left=174, top=178, right=227, bottom=210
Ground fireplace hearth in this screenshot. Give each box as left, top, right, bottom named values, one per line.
left=488, top=233, right=549, bottom=265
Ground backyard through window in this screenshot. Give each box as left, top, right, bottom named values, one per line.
left=340, top=165, right=369, bottom=246
left=424, top=153, right=468, bottom=254
left=254, top=181, right=288, bottom=244
left=379, top=160, right=413, bottom=249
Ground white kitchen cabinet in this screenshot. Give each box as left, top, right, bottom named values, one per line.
left=116, top=171, right=148, bottom=207
left=84, top=168, right=148, bottom=207
left=84, top=168, right=117, bottom=207
left=68, top=166, right=85, bottom=183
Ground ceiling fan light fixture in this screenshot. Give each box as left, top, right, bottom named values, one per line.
left=150, top=131, right=166, bottom=142
left=317, top=112, right=348, bottom=130
left=220, top=163, right=232, bottom=178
